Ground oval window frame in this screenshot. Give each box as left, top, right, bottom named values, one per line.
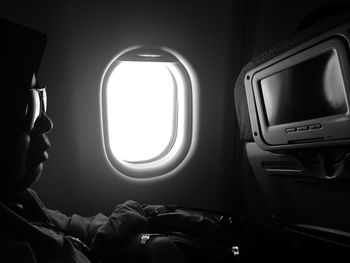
left=100, top=47, right=194, bottom=179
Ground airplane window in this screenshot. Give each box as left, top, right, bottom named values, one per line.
left=107, top=61, right=175, bottom=162
left=101, top=47, right=193, bottom=179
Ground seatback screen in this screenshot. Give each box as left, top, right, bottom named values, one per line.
left=260, top=50, right=348, bottom=126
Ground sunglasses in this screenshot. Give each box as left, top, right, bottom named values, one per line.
left=23, top=87, right=47, bottom=132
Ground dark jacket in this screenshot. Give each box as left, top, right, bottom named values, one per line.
left=0, top=189, right=148, bottom=263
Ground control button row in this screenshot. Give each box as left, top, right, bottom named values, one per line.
left=310, top=123, right=322, bottom=129
left=285, top=123, right=322, bottom=133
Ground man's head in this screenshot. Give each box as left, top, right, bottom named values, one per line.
left=0, top=18, right=52, bottom=194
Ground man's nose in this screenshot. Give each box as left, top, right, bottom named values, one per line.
left=34, top=111, right=53, bottom=134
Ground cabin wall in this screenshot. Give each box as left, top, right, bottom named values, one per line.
left=0, top=0, right=245, bottom=216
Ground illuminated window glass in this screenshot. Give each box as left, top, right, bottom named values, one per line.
left=101, top=47, right=193, bottom=179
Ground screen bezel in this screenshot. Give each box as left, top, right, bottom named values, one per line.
left=245, top=31, right=350, bottom=150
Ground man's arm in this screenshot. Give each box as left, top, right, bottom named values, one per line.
left=44, top=200, right=148, bottom=249
left=44, top=208, right=108, bottom=246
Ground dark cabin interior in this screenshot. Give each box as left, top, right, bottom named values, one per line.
left=2, top=0, right=350, bottom=262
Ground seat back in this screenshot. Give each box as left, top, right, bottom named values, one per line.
left=234, top=12, right=350, bottom=248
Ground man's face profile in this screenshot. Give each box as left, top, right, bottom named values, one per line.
left=0, top=19, right=51, bottom=194
left=21, top=74, right=53, bottom=189
left=3, top=73, right=53, bottom=193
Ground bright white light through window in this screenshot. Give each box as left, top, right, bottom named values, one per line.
left=101, top=47, right=194, bottom=179
left=107, top=62, right=176, bottom=162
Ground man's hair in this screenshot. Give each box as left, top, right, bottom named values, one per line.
left=0, top=18, right=47, bottom=127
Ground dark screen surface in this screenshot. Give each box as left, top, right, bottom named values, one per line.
left=260, top=50, right=348, bottom=126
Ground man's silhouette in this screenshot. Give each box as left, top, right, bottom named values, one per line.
left=0, top=18, right=189, bottom=263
